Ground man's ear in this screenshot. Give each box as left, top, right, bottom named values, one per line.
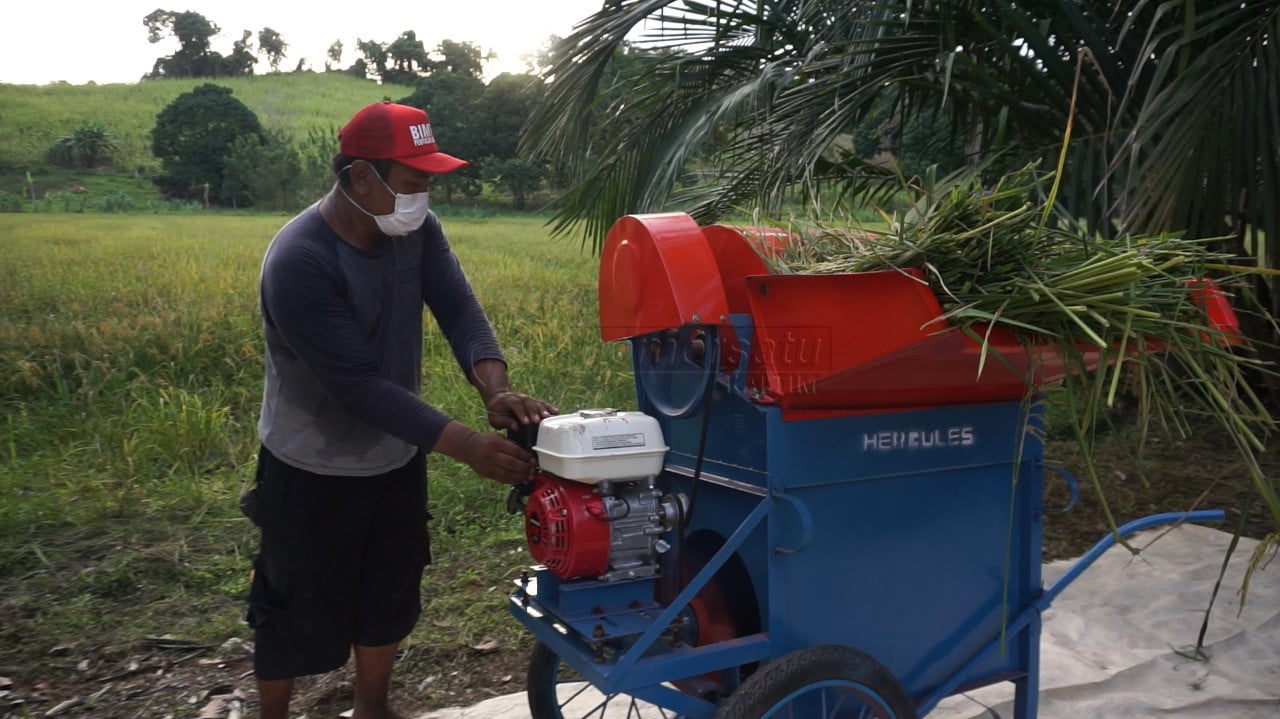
left=347, top=160, right=376, bottom=194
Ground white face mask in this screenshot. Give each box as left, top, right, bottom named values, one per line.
left=340, top=167, right=430, bottom=236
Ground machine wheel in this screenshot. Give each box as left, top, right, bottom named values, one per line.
left=527, top=641, right=687, bottom=719
left=713, top=645, right=917, bottom=719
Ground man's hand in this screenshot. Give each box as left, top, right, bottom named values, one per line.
left=484, top=390, right=558, bottom=431
left=434, top=421, right=536, bottom=485
left=461, top=431, right=537, bottom=485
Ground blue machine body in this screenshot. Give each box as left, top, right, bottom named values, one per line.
left=654, top=355, right=1045, bottom=703
left=508, top=324, right=1221, bottom=718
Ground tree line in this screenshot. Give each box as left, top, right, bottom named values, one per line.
left=144, top=10, right=290, bottom=78
left=120, top=9, right=548, bottom=210
left=142, top=8, right=494, bottom=85
left=145, top=71, right=546, bottom=211
left=36, top=5, right=1002, bottom=214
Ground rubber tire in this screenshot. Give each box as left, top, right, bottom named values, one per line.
left=713, top=645, right=917, bottom=719
left=527, top=641, right=570, bottom=719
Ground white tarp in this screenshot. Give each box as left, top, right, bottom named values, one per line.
left=933, top=524, right=1279, bottom=719
left=421, top=525, right=1279, bottom=718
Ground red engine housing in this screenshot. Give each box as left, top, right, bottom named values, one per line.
left=524, top=473, right=611, bottom=579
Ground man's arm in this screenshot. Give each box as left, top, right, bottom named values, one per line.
left=418, top=219, right=557, bottom=429
left=469, top=359, right=557, bottom=430
left=419, top=220, right=506, bottom=375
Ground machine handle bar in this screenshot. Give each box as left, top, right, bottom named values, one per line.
left=917, top=508, right=1224, bottom=716
left=1042, top=509, right=1225, bottom=608
left=1043, top=463, right=1080, bottom=515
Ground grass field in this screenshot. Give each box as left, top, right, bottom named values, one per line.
left=0, top=212, right=633, bottom=715
left=0, top=73, right=411, bottom=172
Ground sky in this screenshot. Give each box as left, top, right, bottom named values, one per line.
left=1, top=0, right=609, bottom=85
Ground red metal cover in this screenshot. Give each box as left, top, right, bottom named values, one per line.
left=701, top=224, right=792, bottom=315
left=525, top=473, right=610, bottom=580
left=741, top=271, right=1240, bottom=413
left=599, top=214, right=730, bottom=342
left=741, top=270, right=1090, bottom=410
left=699, top=225, right=786, bottom=372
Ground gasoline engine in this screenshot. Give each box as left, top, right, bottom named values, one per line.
left=513, top=409, right=687, bottom=583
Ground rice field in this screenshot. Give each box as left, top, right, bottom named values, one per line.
left=0, top=212, right=634, bottom=690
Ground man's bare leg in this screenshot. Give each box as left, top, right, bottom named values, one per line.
left=353, top=642, right=407, bottom=719
left=258, top=678, right=293, bottom=719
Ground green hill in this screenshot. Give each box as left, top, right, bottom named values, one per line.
left=0, top=72, right=414, bottom=172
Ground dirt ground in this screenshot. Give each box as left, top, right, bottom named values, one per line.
left=2, top=431, right=1273, bottom=719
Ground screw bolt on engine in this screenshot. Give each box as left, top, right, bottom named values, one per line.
left=518, top=570, right=531, bottom=607
left=591, top=624, right=608, bottom=663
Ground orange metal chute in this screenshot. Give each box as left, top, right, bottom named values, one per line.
left=740, top=270, right=1044, bottom=409
left=598, top=214, right=730, bottom=342
left=701, top=224, right=792, bottom=315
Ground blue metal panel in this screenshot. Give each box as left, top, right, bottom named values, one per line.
left=609, top=498, right=771, bottom=682
left=508, top=592, right=769, bottom=699
left=613, top=635, right=771, bottom=692
left=532, top=570, right=660, bottom=618
left=651, top=381, right=770, bottom=485
left=762, top=401, right=1044, bottom=699
left=767, top=401, right=1037, bottom=487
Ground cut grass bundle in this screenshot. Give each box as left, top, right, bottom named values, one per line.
left=770, top=164, right=1280, bottom=573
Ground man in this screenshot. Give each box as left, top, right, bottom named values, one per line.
left=247, top=100, right=555, bottom=719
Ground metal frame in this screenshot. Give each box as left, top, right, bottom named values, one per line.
left=509, top=325, right=1226, bottom=718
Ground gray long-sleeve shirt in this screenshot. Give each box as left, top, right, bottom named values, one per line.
left=257, top=205, right=505, bottom=476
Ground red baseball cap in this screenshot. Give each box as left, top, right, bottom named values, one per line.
left=338, top=101, right=468, bottom=174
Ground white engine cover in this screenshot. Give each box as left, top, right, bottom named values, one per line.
left=534, top=409, right=667, bottom=484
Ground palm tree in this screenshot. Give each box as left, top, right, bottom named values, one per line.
left=47, top=121, right=119, bottom=169
left=528, top=0, right=1280, bottom=283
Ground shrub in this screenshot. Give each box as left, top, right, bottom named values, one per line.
left=46, top=121, right=120, bottom=169
left=151, top=84, right=263, bottom=205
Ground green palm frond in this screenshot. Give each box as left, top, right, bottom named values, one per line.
left=531, top=0, right=1280, bottom=264
left=1116, top=3, right=1280, bottom=261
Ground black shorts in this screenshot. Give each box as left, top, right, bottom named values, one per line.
left=245, top=446, right=431, bottom=680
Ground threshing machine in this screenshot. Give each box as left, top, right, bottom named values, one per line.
left=507, top=213, right=1232, bottom=719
